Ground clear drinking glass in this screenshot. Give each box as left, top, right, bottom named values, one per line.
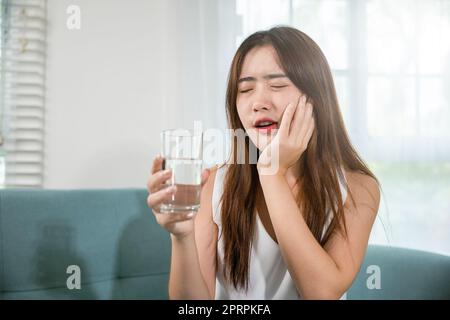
left=159, top=129, right=203, bottom=213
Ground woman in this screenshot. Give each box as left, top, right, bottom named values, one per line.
left=147, top=26, right=380, bottom=299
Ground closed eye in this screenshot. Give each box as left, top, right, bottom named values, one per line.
left=271, top=85, right=288, bottom=89
left=239, top=88, right=253, bottom=93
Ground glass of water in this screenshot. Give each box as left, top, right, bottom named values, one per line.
left=159, top=129, right=203, bottom=214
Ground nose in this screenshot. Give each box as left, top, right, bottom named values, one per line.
left=251, top=89, right=272, bottom=112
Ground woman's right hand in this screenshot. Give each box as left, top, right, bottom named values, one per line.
left=147, top=155, right=210, bottom=239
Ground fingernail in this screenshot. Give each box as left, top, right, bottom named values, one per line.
left=187, top=212, right=194, bottom=218
left=164, top=169, right=172, bottom=175
left=166, top=185, right=177, bottom=193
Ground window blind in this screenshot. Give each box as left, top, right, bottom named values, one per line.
left=0, top=0, right=46, bottom=188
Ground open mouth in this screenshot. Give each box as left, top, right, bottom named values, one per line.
left=255, top=121, right=278, bottom=132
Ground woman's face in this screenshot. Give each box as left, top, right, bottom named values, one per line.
left=236, top=45, right=302, bottom=151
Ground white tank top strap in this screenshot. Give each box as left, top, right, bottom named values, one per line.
left=212, top=164, right=227, bottom=228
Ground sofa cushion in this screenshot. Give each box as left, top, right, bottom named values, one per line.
left=0, top=273, right=168, bottom=300
left=1, top=188, right=449, bottom=299
left=347, top=245, right=450, bottom=299
left=0, top=188, right=170, bottom=299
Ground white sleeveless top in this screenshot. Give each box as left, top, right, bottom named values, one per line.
left=212, top=165, right=348, bottom=300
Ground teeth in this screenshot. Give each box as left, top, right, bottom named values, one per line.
left=258, top=121, right=273, bottom=126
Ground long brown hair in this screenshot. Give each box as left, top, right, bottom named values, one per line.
left=220, top=26, right=379, bottom=291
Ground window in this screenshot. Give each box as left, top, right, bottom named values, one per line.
left=0, top=0, right=46, bottom=188
left=236, top=0, right=450, bottom=255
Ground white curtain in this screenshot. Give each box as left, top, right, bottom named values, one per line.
left=159, top=0, right=238, bottom=168
left=159, top=0, right=237, bottom=129
left=235, top=0, right=450, bottom=255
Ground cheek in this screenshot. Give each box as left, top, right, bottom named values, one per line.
left=274, top=88, right=302, bottom=108
left=236, top=101, right=249, bottom=128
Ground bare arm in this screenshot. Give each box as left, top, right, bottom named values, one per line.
left=259, top=171, right=380, bottom=299
left=168, top=233, right=211, bottom=299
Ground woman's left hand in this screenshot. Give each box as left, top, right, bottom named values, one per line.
left=257, top=95, right=315, bottom=176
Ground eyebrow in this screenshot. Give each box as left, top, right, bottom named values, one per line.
left=238, top=73, right=287, bottom=83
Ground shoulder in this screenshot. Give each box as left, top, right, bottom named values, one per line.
left=200, top=164, right=226, bottom=208
left=204, top=164, right=228, bottom=191
left=196, top=165, right=221, bottom=227
left=344, top=170, right=380, bottom=213
left=201, top=165, right=219, bottom=198
left=345, top=170, right=379, bottom=193
left=204, top=164, right=221, bottom=189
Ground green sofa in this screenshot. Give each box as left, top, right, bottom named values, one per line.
left=0, top=189, right=449, bottom=300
